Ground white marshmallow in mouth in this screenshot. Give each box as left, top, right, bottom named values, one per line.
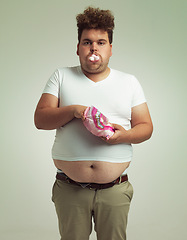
left=89, top=54, right=100, bottom=61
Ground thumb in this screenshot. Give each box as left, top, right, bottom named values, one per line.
left=111, top=123, right=121, bottom=130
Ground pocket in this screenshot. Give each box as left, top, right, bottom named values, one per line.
left=127, top=181, right=134, bottom=201
left=51, top=180, right=57, bottom=203
left=120, top=181, right=134, bottom=202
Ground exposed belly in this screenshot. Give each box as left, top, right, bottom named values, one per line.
left=53, top=159, right=130, bottom=184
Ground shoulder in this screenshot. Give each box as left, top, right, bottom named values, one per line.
left=55, top=66, right=80, bottom=75
left=49, top=66, right=80, bottom=84
left=111, top=68, right=138, bottom=84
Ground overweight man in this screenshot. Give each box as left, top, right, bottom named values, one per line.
left=34, top=7, right=153, bottom=240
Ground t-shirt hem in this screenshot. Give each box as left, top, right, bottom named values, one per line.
left=52, top=155, right=132, bottom=163
left=42, top=91, right=58, bottom=98
left=132, top=99, right=147, bottom=108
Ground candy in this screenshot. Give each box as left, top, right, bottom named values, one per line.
left=83, top=106, right=115, bottom=140
left=89, top=54, right=100, bottom=62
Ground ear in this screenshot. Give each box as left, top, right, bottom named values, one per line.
left=110, top=44, right=113, bottom=57
left=76, top=43, right=79, bottom=56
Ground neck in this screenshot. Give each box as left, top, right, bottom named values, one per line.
left=81, top=67, right=111, bottom=83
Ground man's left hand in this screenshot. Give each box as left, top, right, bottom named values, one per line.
left=101, top=123, right=129, bottom=144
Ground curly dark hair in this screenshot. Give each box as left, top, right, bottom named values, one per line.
left=76, top=7, right=115, bottom=44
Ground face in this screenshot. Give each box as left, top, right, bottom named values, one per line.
left=77, top=29, right=112, bottom=76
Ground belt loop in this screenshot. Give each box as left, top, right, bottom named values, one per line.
left=65, top=175, right=70, bottom=183
left=118, top=175, right=122, bottom=184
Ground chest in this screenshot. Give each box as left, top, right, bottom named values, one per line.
left=59, top=73, right=133, bottom=123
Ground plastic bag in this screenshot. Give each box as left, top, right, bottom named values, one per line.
left=83, top=106, right=115, bottom=140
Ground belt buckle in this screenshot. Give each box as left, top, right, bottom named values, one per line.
left=88, top=184, right=96, bottom=190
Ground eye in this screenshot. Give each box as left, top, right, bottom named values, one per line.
left=98, top=41, right=106, bottom=46
left=83, top=41, right=91, bottom=45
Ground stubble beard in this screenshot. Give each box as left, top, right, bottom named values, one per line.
left=81, top=58, right=109, bottom=76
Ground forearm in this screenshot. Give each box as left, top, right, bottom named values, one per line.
left=126, top=123, right=153, bottom=144
left=34, top=105, right=76, bottom=130
left=105, top=122, right=153, bottom=145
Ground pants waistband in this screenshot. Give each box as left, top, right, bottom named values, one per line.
left=56, top=172, right=128, bottom=190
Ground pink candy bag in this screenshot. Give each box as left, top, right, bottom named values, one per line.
left=83, top=106, right=115, bottom=140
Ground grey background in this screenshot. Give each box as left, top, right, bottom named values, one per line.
left=0, top=0, right=186, bottom=239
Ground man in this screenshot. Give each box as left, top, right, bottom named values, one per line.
left=34, top=7, right=153, bottom=240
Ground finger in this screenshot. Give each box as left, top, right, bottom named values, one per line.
left=101, top=136, right=107, bottom=141
left=82, top=109, right=87, bottom=121
left=111, top=123, right=120, bottom=129
left=81, top=115, right=85, bottom=121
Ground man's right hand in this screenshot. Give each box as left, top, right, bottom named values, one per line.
left=73, top=105, right=88, bottom=121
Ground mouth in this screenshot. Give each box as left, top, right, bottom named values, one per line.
left=89, top=54, right=100, bottom=62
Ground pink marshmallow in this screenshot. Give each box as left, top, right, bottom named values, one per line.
left=89, top=54, right=100, bottom=62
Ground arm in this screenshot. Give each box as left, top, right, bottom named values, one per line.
left=34, top=93, right=87, bottom=130
left=102, top=103, right=153, bottom=144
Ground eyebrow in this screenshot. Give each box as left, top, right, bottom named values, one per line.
left=82, top=39, right=107, bottom=42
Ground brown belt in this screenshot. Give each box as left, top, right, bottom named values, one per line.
left=56, top=173, right=128, bottom=190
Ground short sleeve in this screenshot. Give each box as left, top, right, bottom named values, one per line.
left=43, top=69, right=61, bottom=98
left=131, top=76, right=146, bottom=107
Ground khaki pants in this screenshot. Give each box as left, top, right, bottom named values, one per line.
left=52, top=178, right=133, bottom=240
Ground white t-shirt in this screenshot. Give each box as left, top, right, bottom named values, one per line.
left=43, top=66, right=146, bottom=163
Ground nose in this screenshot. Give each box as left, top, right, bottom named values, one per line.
left=90, top=42, right=97, bottom=52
